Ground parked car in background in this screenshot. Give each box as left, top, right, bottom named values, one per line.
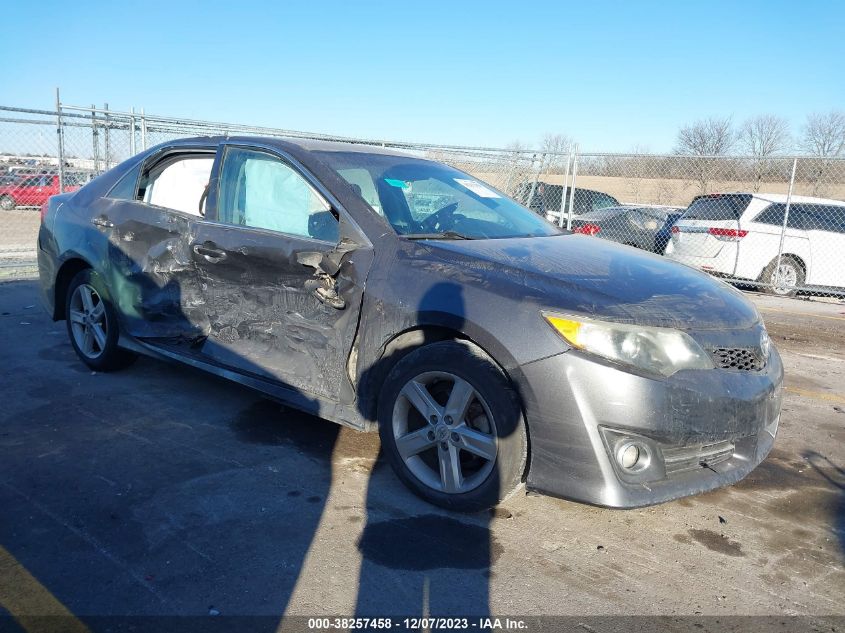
left=0, top=172, right=89, bottom=210
left=0, top=174, right=60, bottom=209
left=665, top=193, right=845, bottom=296
left=571, top=205, right=683, bottom=253
left=514, top=181, right=619, bottom=222
left=38, top=137, right=782, bottom=511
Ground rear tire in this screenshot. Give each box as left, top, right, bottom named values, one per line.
left=65, top=269, right=137, bottom=371
left=0, top=195, right=15, bottom=210
left=378, top=340, right=527, bottom=512
left=762, top=256, right=804, bottom=297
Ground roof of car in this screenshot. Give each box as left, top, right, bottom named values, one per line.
left=170, top=135, right=415, bottom=158
left=607, top=204, right=682, bottom=211
left=713, top=192, right=845, bottom=206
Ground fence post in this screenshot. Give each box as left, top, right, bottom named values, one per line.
left=129, top=107, right=136, bottom=156
left=103, top=103, right=110, bottom=169
left=526, top=153, right=546, bottom=210
left=55, top=88, right=65, bottom=193
left=91, top=104, right=99, bottom=174
left=558, top=145, right=572, bottom=228
left=566, top=144, right=580, bottom=231
left=141, top=108, right=147, bottom=150
left=773, top=158, right=798, bottom=292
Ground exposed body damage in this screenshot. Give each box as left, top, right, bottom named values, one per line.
left=37, top=135, right=783, bottom=509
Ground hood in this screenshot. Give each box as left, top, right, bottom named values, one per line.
left=421, top=234, right=760, bottom=330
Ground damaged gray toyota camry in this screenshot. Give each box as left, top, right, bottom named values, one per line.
left=37, top=136, right=783, bottom=511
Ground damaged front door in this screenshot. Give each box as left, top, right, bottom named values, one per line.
left=190, top=144, right=370, bottom=403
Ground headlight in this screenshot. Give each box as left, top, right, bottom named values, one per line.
left=544, top=313, right=715, bottom=377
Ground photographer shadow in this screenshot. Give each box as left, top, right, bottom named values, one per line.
left=350, top=281, right=516, bottom=620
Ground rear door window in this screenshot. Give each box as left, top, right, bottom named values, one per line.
left=140, top=155, right=214, bottom=215
left=753, top=204, right=787, bottom=227
left=683, top=194, right=753, bottom=221
left=106, top=164, right=142, bottom=200
left=754, top=203, right=819, bottom=230
left=792, top=204, right=845, bottom=234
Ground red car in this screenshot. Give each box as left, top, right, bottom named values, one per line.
left=0, top=174, right=81, bottom=210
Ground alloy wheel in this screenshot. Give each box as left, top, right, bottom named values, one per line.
left=392, top=371, right=498, bottom=494
left=772, top=263, right=798, bottom=295
left=69, top=283, right=108, bottom=359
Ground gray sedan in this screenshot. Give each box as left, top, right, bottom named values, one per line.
left=570, top=205, right=684, bottom=253
left=36, top=136, right=782, bottom=511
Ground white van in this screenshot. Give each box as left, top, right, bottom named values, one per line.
left=665, top=193, right=845, bottom=296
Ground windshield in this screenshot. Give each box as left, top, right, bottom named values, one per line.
left=682, top=194, right=752, bottom=221
left=314, top=151, right=561, bottom=239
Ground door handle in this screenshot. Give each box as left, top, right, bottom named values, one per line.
left=91, top=216, right=113, bottom=228
left=192, top=244, right=227, bottom=262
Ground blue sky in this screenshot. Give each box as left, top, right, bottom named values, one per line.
left=1, top=0, right=842, bottom=151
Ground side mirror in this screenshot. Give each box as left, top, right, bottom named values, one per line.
left=308, top=210, right=340, bottom=243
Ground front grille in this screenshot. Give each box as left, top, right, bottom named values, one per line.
left=709, top=347, right=765, bottom=371
left=663, top=440, right=735, bottom=475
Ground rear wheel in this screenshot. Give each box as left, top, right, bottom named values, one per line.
left=762, top=256, right=804, bottom=297
left=65, top=269, right=136, bottom=371
left=0, top=195, right=15, bottom=210
left=378, top=340, right=527, bottom=512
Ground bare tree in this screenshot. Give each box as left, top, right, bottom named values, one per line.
left=505, top=139, right=529, bottom=152
left=801, top=111, right=845, bottom=195
left=738, top=115, right=791, bottom=191
left=501, top=140, right=534, bottom=196
left=538, top=133, right=573, bottom=181
left=675, top=116, right=736, bottom=194
left=801, top=111, right=845, bottom=157
left=739, top=115, right=790, bottom=157
left=540, top=133, right=573, bottom=155
left=676, top=116, right=736, bottom=156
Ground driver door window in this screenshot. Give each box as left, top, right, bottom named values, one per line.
left=216, top=147, right=339, bottom=242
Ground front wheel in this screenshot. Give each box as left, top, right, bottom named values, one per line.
left=378, top=340, right=527, bottom=512
left=0, top=195, right=15, bottom=210
left=65, top=269, right=137, bottom=371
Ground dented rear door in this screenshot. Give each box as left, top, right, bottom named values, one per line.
left=101, top=198, right=210, bottom=339
left=189, top=144, right=370, bottom=404
left=95, top=146, right=218, bottom=339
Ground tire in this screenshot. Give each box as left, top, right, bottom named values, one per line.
left=761, top=256, right=804, bottom=297
left=65, top=269, right=137, bottom=371
left=0, top=195, right=15, bottom=211
left=378, top=340, right=528, bottom=512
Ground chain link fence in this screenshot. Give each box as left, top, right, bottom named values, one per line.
left=1, top=102, right=843, bottom=299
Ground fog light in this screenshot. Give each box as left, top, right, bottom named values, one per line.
left=619, top=444, right=640, bottom=469
left=616, top=441, right=650, bottom=472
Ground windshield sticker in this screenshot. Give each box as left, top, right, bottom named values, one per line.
left=454, top=178, right=501, bottom=198
left=384, top=178, right=410, bottom=189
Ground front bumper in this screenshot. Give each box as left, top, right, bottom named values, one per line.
left=514, top=344, right=783, bottom=508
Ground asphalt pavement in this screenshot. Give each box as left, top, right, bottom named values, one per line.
left=0, top=280, right=843, bottom=629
